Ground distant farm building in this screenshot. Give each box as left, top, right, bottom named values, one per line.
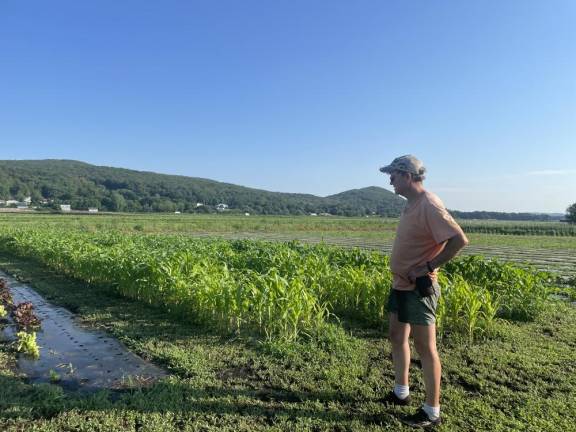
left=88, top=208, right=98, bottom=213
left=60, top=204, right=71, bottom=212
left=216, top=203, right=228, bottom=211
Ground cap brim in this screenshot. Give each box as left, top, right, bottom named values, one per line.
left=379, top=165, right=393, bottom=173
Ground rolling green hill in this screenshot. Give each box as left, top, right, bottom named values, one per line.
left=0, top=160, right=405, bottom=216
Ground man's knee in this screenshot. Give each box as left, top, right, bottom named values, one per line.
left=412, top=325, right=438, bottom=357
left=389, top=316, right=409, bottom=347
left=414, top=340, right=438, bottom=359
left=413, top=339, right=437, bottom=358
left=389, top=328, right=407, bottom=347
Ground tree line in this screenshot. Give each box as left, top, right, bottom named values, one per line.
left=1, top=160, right=572, bottom=221
left=0, top=160, right=405, bottom=216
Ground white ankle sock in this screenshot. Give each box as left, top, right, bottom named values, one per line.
left=423, top=403, right=440, bottom=420
left=393, top=384, right=409, bottom=400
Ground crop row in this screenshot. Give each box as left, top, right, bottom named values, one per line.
left=187, top=232, right=576, bottom=277
left=0, top=278, right=41, bottom=358
left=0, top=228, right=553, bottom=341
left=457, top=220, right=576, bottom=236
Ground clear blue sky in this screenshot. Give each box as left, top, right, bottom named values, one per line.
left=1, top=1, right=575, bottom=213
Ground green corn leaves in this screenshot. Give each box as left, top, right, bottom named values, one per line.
left=0, top=227, right=554, bottom=342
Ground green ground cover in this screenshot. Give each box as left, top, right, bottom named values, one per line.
left=0, top=214, right=574, bottom=430
left=2, top=213, right=575, bottom=236
left=464, top=234, right=576, bottom=249
left=0, top=254, right=575, bottom=431
left=0, top=213, right=399, bottom=233
left=0, top=228, right=553, bottom=341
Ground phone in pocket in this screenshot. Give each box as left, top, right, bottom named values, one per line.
left=415, top=275, right=434, bottom=297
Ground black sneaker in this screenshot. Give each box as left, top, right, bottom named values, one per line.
left=380, top=391, right=411, bottom=406
left=401, top=408, right=441, bottom=428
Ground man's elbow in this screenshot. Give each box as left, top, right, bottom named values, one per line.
left=458, top=233, right=469, bottom=249
left=448, top=233, right=468, bottom=251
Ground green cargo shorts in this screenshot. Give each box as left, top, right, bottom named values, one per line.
left=387, top=284, right=441, bottom=326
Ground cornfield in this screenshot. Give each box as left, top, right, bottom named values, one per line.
left=0, top=227, right=553, bottom=341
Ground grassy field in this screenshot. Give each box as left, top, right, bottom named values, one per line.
left=0, top=213, right=575, bottom=431
left=1, top=254, right=575, bottom=431
left=1, top=212, right=576, bottom=244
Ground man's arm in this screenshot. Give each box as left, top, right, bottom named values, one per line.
left=407, top=232, right=469, bottom=282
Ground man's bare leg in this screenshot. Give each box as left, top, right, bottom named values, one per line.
left=389, top=312, right=411, bottom=386
left=411, top=323, right=441, bottom=406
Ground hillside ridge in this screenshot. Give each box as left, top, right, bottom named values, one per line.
left=0, top=159, right=405, bottom=216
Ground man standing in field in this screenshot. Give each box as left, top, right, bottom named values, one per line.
left=379, top=155, right=468, bottom=428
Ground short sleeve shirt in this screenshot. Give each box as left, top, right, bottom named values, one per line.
left=390, top=191, right=466, bottom=291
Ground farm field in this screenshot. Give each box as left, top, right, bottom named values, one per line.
left=0, top=213, right=575, bottom=431
left=1, top=213, right=575, bottom=277
left=178, top=232, right=576, bottom=279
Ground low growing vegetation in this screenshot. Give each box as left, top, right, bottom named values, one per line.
left=0, top=216, right=573, bottom=431
left=0, top=227, right=554, bottom=342
left=0, top=252, right=574, bottom=431
left=15, top=331, right=40, bottom=359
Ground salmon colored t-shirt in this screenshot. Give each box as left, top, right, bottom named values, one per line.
left=390, top=191, right=466, bottom=291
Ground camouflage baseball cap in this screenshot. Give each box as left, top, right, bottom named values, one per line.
left=379, top=155, right=426, bottom=176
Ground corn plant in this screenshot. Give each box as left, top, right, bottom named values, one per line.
left=0, top=226, right=556, bottom=342
left=436, top=275, right=500, bottom=341
left=444, top=255, right=551, bottom=321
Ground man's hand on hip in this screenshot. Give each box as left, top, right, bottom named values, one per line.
left=407, top=265, right=430, bottom=283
